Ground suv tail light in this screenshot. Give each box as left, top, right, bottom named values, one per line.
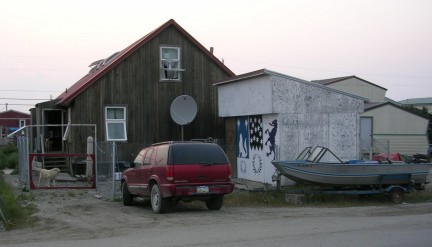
left=228, top=165, right=232, bottom=180
left=166, top=165, right=174, bottom=181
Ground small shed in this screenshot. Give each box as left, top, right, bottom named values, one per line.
left=0, top=110, right=30, bottom=142
left=214, top=69, right=364, bottom=184
left=363, top=102, right=429, bottom=155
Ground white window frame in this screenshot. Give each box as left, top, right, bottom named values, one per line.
left=160, top=46, right=183, bottom=81
left=105, top=106, right=127, bottom=141
left=19, top=119, right=26, bottom=128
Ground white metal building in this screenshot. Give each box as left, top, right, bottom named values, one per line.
left=214, top=69, right=364, bottom=185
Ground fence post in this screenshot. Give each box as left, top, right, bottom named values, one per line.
left=86, top=136, right=94, bottom=179
left=16, top=135, right=29, bottom=190
left=112, top=142, right=116, bottom=200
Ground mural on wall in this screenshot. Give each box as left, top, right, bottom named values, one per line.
left=265, top=119, right=278, bottom=160
left=249, top=115, right=263, bottom=151
left=329, top=113, right=358, bottom=159
left=236, top=116, right=249, bottom=159
left=272, top=75, right=361, bottom=162
left=237, top=114, right=279, bottom=184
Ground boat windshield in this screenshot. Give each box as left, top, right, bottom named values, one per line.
left=296, top=147, right=312, bottom=160
left=306, top=146, right=343, bottom=163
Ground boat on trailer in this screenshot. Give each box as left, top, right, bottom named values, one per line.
left=271, top=146, right=432, bottom=189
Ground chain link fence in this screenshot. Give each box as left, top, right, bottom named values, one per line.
left=14, top=134, right=238, bottom=200
left=95, top=142, right=146, bottom=200
left=94, top=141, right=234, bottom=200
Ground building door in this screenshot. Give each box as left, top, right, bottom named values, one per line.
left=360, top=117, right=372, bottom=155
left=42, top=109, right=64, bottom=152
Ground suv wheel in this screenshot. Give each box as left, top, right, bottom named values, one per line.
left=206, top=196, right=224, bottom=210
left=122, top=182, right=133, bottom=206
left=151, top=184, right=168, bottom=213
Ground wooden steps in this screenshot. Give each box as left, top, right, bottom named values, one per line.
left=43, top=156, right=68, bottom=172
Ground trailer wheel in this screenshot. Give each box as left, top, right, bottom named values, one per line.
left=389, top=187, right=404, bottom=204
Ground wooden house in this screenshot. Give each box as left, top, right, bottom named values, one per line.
left=31, top=19, right=235, bottom=155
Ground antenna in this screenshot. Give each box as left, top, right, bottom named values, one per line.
left=170, top=95, right=198, bottom=140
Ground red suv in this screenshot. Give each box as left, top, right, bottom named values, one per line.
left=121, top=141, right=235, bottom=213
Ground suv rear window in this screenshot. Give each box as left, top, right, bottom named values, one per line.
left=169, top=143, right=228, bottom=165
left=155, top=145, right=169, bottom=166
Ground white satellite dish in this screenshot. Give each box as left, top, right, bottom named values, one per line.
left=170, top=95, right=198, bottom=140
left=170, top=95, right=197, bottom=125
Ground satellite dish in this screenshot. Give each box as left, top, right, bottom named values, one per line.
left=170, top=95, right=198, bottom=125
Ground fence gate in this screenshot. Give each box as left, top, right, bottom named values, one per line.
left=15, top=124, right=97, bottom=191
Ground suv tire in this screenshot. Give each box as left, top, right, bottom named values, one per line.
left=122, top=182, right=133, bottom=206
left=205, top=196, right=224, bottom=210
left=151, top=184, right=168, bottom=213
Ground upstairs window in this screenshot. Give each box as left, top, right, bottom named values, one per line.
left=105, top=106, right=127, bottom=141
left=160, top=46, right=183, bottom=81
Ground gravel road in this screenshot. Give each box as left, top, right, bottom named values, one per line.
left=2, top=174, right=432, bottom=247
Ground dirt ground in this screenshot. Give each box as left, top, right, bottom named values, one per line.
left=2, top=174, right=432, bottom=245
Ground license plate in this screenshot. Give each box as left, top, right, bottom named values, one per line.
left=197, top=186, right=209, bottom=194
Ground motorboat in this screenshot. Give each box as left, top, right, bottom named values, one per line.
left=271, top=146, right=432, bottom=188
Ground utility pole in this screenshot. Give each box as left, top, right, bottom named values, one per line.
left=5, top=103, right=7, bottom=111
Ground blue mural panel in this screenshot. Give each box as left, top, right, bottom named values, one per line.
left=264, top=119, right=278, bottom=160
left=236, top=116, right=249, bottom=158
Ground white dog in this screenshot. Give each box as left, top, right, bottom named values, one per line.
left=38, top=168, right=61, bottom=187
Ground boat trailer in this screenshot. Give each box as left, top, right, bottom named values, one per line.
left=273, top=172, right=418, bottom=203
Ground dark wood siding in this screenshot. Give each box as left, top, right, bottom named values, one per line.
left=69, top=26, right=231, bottom=151
left=225, top=117, right=237, bottom=178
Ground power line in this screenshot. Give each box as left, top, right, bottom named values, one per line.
left=0, top=103, right=34, bottom=106
left=0, top=97, right=51, bottom=101
left=0, top=55, right=89, bottom=58
left=0, top=89, right=62, bottom=92
left=0, top=69, right=83, bottom=71
left=224, top=57, right=432, bottom=80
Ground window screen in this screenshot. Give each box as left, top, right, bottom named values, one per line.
left=105, top=106, right=127, bottom=141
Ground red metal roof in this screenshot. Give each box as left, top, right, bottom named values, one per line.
left=0, top=110, right=30, bottom=118
left=56, top=19, right=235, bottom=106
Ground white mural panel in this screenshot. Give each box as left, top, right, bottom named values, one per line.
left=328, top=113, right=358, bottom=160
left=279, top=114, right=299, bottom=160
left=298, top=114, right=329, bottom=149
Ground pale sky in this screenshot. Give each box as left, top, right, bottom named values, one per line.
left=1, top=0, right=431, bottom=113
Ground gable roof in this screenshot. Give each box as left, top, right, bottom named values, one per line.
left=312, top=75, right=387, bottom=91
left=364, top=101, right=429, bottom=120
left=56, top=19, right=235, bottom=106
left=214, top=68, right=366, bottom=100
left=0, top=109, right=30, bottom=118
